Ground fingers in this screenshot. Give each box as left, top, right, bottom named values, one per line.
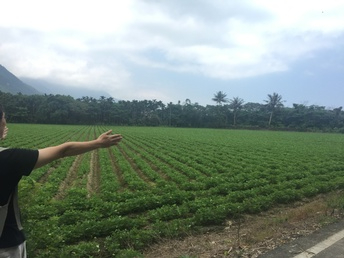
left=103, top=130, right=121, bottom=138
left=104, top=129, right=113, bottom=135
left=100, top=130, right=122, bottom=146
left=111, top=134, right=123, bottom=143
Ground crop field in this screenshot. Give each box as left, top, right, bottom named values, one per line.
left=4, top=124, right=344, bottom=257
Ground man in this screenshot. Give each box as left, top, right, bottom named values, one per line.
left=0, top=105, right=122, bottom=257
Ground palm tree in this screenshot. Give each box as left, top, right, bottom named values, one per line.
left=265, top=92, right=283, bottom=126
left=229, top=97, right=244, bottom=126
left=212, top=91, right=229, bottom=127
left=212, top=91, right=228, bottom=105
left=184, top=99, right=191, bottom=106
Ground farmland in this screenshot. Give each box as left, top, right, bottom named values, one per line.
left=4, top=124, right=344, bottom=257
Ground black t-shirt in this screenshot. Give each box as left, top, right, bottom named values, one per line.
left=0, top=148, right=39, bottom=248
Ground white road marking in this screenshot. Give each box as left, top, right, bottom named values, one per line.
left=293, top=228, right=344, bottom=258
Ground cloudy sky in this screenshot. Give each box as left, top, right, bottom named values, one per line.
left=1, top=0, right=344, bottom=108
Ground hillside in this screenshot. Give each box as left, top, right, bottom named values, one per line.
left=0, top=64, right=40, bottom=95
left=21, top=77, right=111, bottom=99
left=0, top=64, right=111, bottom=99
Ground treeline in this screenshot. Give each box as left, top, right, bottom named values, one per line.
left=0, top=91, right=343, bottom=132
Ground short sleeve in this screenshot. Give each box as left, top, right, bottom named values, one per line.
left=0, top=148, right=39, bottom=205
left=0, top=148, right=39, bottom=177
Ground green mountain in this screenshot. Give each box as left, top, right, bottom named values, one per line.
left=0, top=64, right=40, bottom=95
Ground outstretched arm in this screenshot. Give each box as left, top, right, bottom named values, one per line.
left=34, top=130, right=122, bottom=169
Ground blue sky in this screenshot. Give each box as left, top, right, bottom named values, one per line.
left=1, top=0, right=344, bottom=108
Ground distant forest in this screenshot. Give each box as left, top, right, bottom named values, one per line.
left=0, top=90, right=343, bottom=133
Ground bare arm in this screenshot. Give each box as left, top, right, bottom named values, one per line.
left=34, top=130, right=122, bottom=169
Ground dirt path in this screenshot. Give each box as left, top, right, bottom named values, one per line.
left=123, top=140, right=170, bottom=181
left=54, top=155, right=84, bottom=200
left=37, top=166, right=56, bottom=184
left=86, top=149, right=100, bottom=197
left=117, top=144, right=153, bottom=185
left=108, top=148, right=127, bottom=190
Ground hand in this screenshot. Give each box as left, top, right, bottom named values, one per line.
left=97, top=130, right=122, bottom=147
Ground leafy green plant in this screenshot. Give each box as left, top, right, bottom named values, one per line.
left=9, top=124, right=344, bottom=257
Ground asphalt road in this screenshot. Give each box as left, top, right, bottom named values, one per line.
left=259, top=218, right=344, bottom=258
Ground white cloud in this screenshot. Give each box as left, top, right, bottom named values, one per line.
left=1, top=0, right=344, bottom=103
left=0, top=0, right=134, bottom=34
left=121, top=0, right=344, bottom=80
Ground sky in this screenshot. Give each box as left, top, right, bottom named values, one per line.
left=1, top=0, right=344, bottom=108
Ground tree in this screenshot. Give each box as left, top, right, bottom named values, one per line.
left=212, top=91, right=228, bottom=105
left=265, top=92, right=284, bottom=126
left=184, top=99, right=191, bottom=106
left=1, top=90, right=342, bottom=131
left=211, top=91, right=229, bottom=127
left=229, top=97, right=244, bottom=126
left=333, top=106, right=342, bottom=117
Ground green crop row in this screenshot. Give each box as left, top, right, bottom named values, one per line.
left=5, top=124, right=344, bottom=257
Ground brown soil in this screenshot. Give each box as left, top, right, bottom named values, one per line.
left=108, top=148, right=127, bottom=189
left=143, top=192, right=344, bottom=258
left=38, top=166, right=56, bottom=184
left=117, top=144, right=152, bottom=184
left=124, top=139, right=170, bottom=181
left=87, top=150, right=100, bottom=197
left=54, top=155, right=83, bottom=200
